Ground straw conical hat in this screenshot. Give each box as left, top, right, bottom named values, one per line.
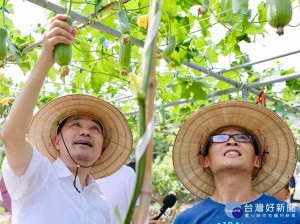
left=173, top=101, right=297, bottom=199
left=28, top=94, right=132, bottom=179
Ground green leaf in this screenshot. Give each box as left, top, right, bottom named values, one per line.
left=172, top=15, right=190, bottom=45
left=18, top=62, right=31, bottom=74
left=162, top=0, right=178, bottom=18
left=197, top=14, right=211, bottom=37
left=6, top=37, right=20, bottom=62
left=95, top=0, right=106, bottom=15
left=47, top=67, right=57, bottom=82
left=232, top=0, right=248, bottom=14
left=91, top=73, right=106, bottom=94
left=114, top=206, right=123, bottom=224
left=286, top=79, right=300, bottom=91
left=205, top=46, right=218, bottom=64
left=257, top=1, right=267, bottom=27
left=73, top=70, right=88, bottom=90
left=178, top=77, right=207, bottom=101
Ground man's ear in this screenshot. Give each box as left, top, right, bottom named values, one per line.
left=286, top=189, right=290, bottom=200
left=254, top=155, right=261, bottom=168
left=53, top=135, right=60, bottom=151
left=203, top=156, right=210, bottom=168
left=198, top=153, right=210, bottom=168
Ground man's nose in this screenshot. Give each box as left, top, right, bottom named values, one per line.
left=226, top=137, right=238, bottom=146
left=226, top=142, right=238, bottom=146
left=80, top=127, right=91, bottom=136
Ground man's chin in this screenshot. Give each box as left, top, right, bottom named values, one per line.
left=73, top=154, right=100, bottom=165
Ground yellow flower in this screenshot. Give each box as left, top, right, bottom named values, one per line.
left=291, top=188, right=295, bottom=194
left=273, top=58, right=280, bottom=64
left=0, top=72, right=4, bottom=78
left=128, top=73, right=140, bottom=93
left=137, top=14, right=149, bottom=29
left=0, top=97, right=9, bottom=105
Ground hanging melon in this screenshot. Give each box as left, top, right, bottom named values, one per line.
left=266, top=0, right=292, bottom=36
left=54, top=16, right=73, bottom=76
left=0, top=28, right=8, bottom=67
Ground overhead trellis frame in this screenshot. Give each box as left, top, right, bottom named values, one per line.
left=20, top=0, right=300, bottom=114
left=124, top=72, right=300, bottom=115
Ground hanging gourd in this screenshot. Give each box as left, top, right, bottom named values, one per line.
left=161, top=11, right=176, bottom=67
left=0, top=27, right=7, bottom=68
left=54, top=0, right=73, bottom=76
left=118, top=9, right=132, bottom=76
left=163, top=35, right=176, bottom=58
left=158, top=107, right=166, bottom=130
left=0, top=0, right=8, bottom=68
left=54, top=16, right=72, bottom=76
left=198, top=0, right=209, bottom=15
left=266, top=0, right=293, bottom=36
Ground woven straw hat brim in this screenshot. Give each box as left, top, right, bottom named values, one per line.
left=173, top=101, right=297, bottom=199
left=28, top=94, right=133, bottom=179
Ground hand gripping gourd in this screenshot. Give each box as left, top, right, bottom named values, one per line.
left=54, top=16, right=73, bottom=76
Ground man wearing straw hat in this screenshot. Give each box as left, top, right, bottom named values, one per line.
left=172, top=101, right=300, bottom=223
left=1, top=14, right=132, bottom=223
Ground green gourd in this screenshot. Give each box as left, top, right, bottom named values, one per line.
left=119, top=34, right=132, bottom=76
left=0, top=28, right=8, bottom=68
left=163, top=35, right=176, bottom=58
left=118, top=9, right=131, bottom=34
left=118, top=10, right=132, bottom=76
left=158, top=108, right=166, bottom=130
left=266, top=0, right=292, bottom=36
left=198, top=0, right=210, bottom=15
left=54, top=16, right=72, bottom=76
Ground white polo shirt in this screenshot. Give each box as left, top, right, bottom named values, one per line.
left=97, top=165, right=139, bottom=224
left=2, top=146, right=110, bottom=224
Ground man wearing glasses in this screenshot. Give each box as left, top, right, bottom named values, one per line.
left=172, top=101, right=300, bottom=223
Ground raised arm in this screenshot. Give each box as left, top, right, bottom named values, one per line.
left=1, top=14, right=76, bottom=177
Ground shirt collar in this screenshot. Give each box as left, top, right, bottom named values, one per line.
left=53, top=158, right=73, bottom=178
left=53, top=158, right=98, bottom=189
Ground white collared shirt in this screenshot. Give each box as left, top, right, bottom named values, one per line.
left=2, top=146, right=111, bottom=224
left=97, top=165, right=139, bottom=224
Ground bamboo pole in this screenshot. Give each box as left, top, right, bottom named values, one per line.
left=136, top=10, right=159, bottom=224
left=123, top=0, right=162, bottom=223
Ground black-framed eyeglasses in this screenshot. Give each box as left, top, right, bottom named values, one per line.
left=203, top=132, right=259, bottom=156
left=210, top=134, right=253, bottom=143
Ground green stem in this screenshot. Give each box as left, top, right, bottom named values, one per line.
left=124, top=1, right=160, bottom=223
left=127, top=5, right=149, bottom=11
left=67, top=0, right=72, bottom=16
left=2, top=0, right=6, bottom=28
left=119, top=0, right=122, bottom=9
left=123, top=96, right=146, bottom=224
left=162, top=10, right=171, bottom=36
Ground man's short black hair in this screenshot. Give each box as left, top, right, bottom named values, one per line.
left=57, top=118, right=68, bottom=135
left=284, top=183, right=289, bottom=190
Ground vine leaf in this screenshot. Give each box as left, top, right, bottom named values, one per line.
left=177, top=78, right=208, bottom=101
left=232, top=0, right=248, bottom=15
left=6, top=38, right=20, bottom=62
left=95, top=0, right=106, bottom=17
